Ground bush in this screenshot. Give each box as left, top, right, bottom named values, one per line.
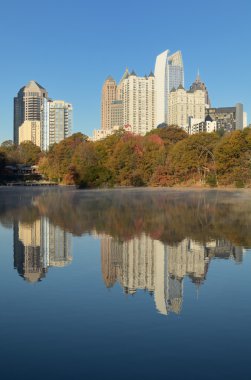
left=78, top=166, right=114, bottom=188
left=235, top=180, right=245, bottom=188
left=206, top=174, right=218, bottom=187
left=131, top=174, right=145, bottom=187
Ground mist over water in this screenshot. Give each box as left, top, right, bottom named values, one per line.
left=0, top=188, right=251, bottom=379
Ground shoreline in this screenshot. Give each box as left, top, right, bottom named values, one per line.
left=0, top=184, right=250, bottom=192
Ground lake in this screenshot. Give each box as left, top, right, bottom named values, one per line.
left=0, top=187, right=251, bottom=379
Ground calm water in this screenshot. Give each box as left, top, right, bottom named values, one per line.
left=0, top=187, right=251, bottom=379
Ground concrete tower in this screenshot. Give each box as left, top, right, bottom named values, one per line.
left=14, top=80, right=48, bottom=145
left=101, top=76, right=117, bottom=130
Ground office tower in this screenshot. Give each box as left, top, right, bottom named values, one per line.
left=205, top=103, right=244, bottom=132
left=101, top=76, right=117, bottom=130
left=168, top=85, right=206, bottom=129
left=121, top=71, right=155, bottom=135
left=41, top=99, right=73, bottom=151
left=14, top=80, right=48, bottom=145
left=19, top=120, right=41, bottom=147
left=154, top=50, right=184, bottom=127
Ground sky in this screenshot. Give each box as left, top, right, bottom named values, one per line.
left=0, top=0, right=250, bottom=142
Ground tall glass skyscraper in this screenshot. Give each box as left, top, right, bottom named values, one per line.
left=154, top=50, right=184, bottom=127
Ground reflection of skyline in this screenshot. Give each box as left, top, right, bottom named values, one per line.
left=14, top=217, right=72, bottom=283
left=101, top=235, right=243, bottom=316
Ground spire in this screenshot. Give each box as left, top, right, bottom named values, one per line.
left=120, top=68, right=130, bottom=82
left=196, top=68, right=201, bottom=83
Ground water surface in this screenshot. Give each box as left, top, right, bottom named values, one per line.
left=0, top=188, right=251, bottom=379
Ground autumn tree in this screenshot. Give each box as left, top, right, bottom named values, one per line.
left=38, top=133, right=87, bottom=182
left=18, top=141, right=41, bottom=165
left=214, top=130, right=251, bottom=186
left=167, top=133, right=220, bottom=185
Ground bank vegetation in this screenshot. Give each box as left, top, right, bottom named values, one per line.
left=1, top=126, right=251, bottom=188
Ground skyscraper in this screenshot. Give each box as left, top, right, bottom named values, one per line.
left=101, top=76, right=117, bottom=130
left=14, top=80, right=48, bottom=145
left=121, top=71, right=155, bottom=135
left=41, top=99, right=73, bottom=151
left=154, top=50, right=184, bottom=127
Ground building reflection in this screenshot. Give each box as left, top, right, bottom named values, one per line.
left=14, top=217, right=72, bottom=283
left=101, top=235, right=243, bottom=316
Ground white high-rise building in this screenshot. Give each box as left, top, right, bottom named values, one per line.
left=41, top=99, right=73, bottom=151
left=121, top=71, right=155, bottom=135
left=154, top=50, right=184, bottom=127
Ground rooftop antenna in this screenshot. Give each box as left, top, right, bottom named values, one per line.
left=196, top=68, right=201, bottom=82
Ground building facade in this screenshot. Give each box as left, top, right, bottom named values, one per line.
left=111, top=100, right=123, bottom=128
left=187, top=118, right=217, bottom=134
left=121, top=71, right=155, bottom=135
left=154, top=50, right=184, bottom=127
left=14, top=80, right=48, bottom=145
left=19, top=120, right=41, bottom=147
left=101, top=76, right=117, bottom=130
left=205, top=104, right=244, bottom=132
left=41, top=99, right=73, bottom=150
left=168, top=85, right=206, bottom=129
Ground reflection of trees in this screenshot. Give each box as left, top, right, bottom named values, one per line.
left=1, top=188, right=251, bottom=247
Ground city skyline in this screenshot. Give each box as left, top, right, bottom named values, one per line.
left=0, top=0, right=250, bottom=143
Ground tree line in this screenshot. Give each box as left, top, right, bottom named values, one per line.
left=1, top=125, right=251, bottom=187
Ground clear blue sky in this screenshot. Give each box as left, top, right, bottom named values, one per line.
left=0, top=0, right=250, bottom=142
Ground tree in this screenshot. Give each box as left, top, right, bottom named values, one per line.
left=0, top=151, right=6, bottom=169
left=18, top=141, right=41, bottom=165
left=147, top=125, right=188, bottom=147
left=1, top=140, right=14, bottom=148
left=39, top=133, right=86, bottom=182
left=168, top=133, right=220, bottom=185
left=214, top=130, right=250, bottom=185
